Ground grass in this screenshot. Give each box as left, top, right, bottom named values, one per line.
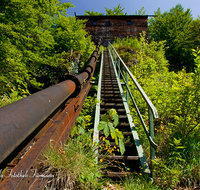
left=39, top=126, right=161, bottom=190
left=122, top=175, right=160, bottom=190
left=40, top=130, right=106, bottom=190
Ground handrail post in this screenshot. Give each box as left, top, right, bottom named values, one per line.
left=118, top=58, right=120, bottom=79
left=126, top=71, right=129, bottom=105
left=114, top=49, right=116, bottom=64
left=149, top=107, right=155, bottom=178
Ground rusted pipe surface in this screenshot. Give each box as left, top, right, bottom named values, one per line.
left=0, top=38, right=102, bottom=165
left=0, top=80, right=76, bottom=163
left=0, top=80, right=92, bottom=190
left=76, top=72, right=89, bottom=85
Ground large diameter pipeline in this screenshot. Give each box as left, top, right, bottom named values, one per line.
left=0, top=80, right=76, bottom=163
left=0, top=38, right=102, bottom=164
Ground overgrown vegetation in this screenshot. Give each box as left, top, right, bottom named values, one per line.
left=1, top=1, right=200, bottom=189
left=113, top=35, right=200, bottom=189
left=41, top=128, right=105, bottom=189
left=0, top=0, right=95, bottom=107
left=84, top=4, right=146, bottom=16
left=148, top=4, right=200, bottom=72
left=98, top=108, right=125, bottom=155
left=40, top=97, right=124, bottom=189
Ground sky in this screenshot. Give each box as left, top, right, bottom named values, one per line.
left=60, top=0, right=200, bottom=19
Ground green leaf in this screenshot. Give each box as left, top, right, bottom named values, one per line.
left=78, top=126, right=85, bottom=134
left=112, top=114, right=119, bottom=127
left=108, top=122, right=115, bottom=132
left=78, top=177, right=85, bottom=183
left=114, top=138, right=119, bottom=145
left=107, top=108, right=117, bottom=116
left=101, top=114, right=109, bottom=122
left=105, top=140, right=110, bottom=146
left=174, top=138, right=181, bottom=146
left=71, top=125, right=78, bottom=136
left=176, top=146, right=185, bottom=149
left=169, top=143, right=174, bottom=147
left=119, top=138, right=125, bottom=155
left=110, top=131, right=117, bottom=141
left=115, top=129, right=124, bottom=139
left=97, top=121, right=107, bottom=131
left=103, top=124, right=110, bottom=137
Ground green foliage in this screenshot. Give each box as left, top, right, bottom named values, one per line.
left=122, top=174, right=160, bottom=190
left=168, top=138, right=185, bottom=165
left=189, top=17, right=200, bottom=49
left=114, top=33, right=168, bottom=78
left=105, top=4, right=127, bottom=15
left=98, top=109, right=125, bottom=155
left=152, top=158, right=181, bottom=189
left=84, top=10, right=104, bottom=16
left=71, top=96, right=98, bottom=136
left=84, top=4, right=127, bottom=16
left=41, top=129, right=105, bottom=189
left=84, top=4, right=148, bottom=16
left=0, top=89, right=24, bottom=107
left=148, top=4, right=196, bottom=72
left=113, top=34, right=200, bottom=188
left=133, top=6, right=146, bottom=15
left=0, top=0, right=95, bottom=101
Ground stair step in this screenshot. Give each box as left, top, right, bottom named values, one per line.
left=101, top=94, right=121, bottom=99
left=101, top=91, right=120, bottom=94
left=101, top=78, right=117, bottom=80
left=99, top=155, right=139, bottom=161
left=101, top=103, right=124, bottom=107
left=101, top=85, right=118, bottom=87
left=118, top=123, right=129, bottom=127
left=121, top=132, right=132, bottom=136
left=101, top=89, right=119, bottom=91
left=97, top=50, right=142, bottom=177
left=109, top=142, right=135, bottom=147
left=99, top=131, right=132, bottom=136
left=101, top=98, right=122, bottom=103
left=100, top=114, right=127, bottom=118
left=119, top=115, right=127, bottom=119
left=100, top=108, right=126, bottom=114
left=101, top=82, right=118, bottom=85
left=100, top=115, right=127, bottom=119
left=101, top=171, right=131, bottom=177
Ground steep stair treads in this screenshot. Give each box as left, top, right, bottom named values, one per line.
left=98, top=50, right=143, bottom=177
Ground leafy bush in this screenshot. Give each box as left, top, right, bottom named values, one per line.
left=0, top=0, right=95, bottom=98
left=113, top=36, right=200, bottom=189
left=97, top=109, right=125, bottom=155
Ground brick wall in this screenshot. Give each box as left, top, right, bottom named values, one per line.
left=76, top=15, right=148, bottom=45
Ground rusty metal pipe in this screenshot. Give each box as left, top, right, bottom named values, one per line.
left=76, top=72, right=89, bottom=84
left=70, top=41, right=101, bottom=93
left=0, top=38, right=102, bottom=164
left=0, top=80, right=76, bottom=163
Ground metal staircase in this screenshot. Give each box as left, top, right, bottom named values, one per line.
left=93, top=45, right=158, bottom=178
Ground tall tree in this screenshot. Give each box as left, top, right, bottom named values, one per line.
left=133, top=6, right=146, bottom=15
left=84, top=10, right=103, bottom=16
left=0, top=0, right=94, bottom=96
left=84, top=4, right=127, bottom=16
left=105, top=4, right=127, bottom=15
left=189, top=17, right=200, bottom=49
left=148, top=4, right=194, bottom=71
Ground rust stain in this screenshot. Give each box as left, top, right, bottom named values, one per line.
left=0, top=38, right=102, bottom=190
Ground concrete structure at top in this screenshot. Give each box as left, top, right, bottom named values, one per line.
left=76, top=15, right=149, bottom=46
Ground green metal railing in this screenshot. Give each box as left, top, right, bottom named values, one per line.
left=93, top=49, right=104, bottom=158
left=108, top=42, right=158, bottom=170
